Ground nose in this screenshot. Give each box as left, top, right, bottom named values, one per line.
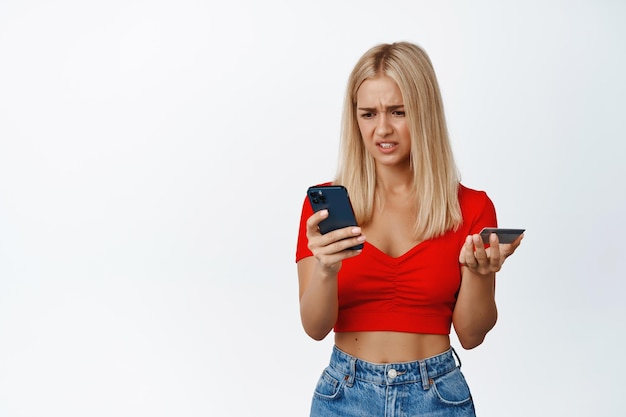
left=376, top=114, right=392, bottom=137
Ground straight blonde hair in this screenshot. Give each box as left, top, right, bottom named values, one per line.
left=335, top=42, right=462, bottom=240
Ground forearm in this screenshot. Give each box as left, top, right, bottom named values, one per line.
left=452, top=269, right=498, bottom=349
left=298, top=261, right=339, bottom=341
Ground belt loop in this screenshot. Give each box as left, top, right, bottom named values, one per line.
left=419, top=360, right=430, bottom=390
left=345, top=356, right=356, bottom=387
left=451, top=346, right=462, bottom=369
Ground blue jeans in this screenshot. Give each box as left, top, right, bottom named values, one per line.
left=310, top=345, right=476, bottom=417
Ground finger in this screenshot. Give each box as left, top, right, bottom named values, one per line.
left=460, top=235, right=478, bottom=267
left=313, top=234, right=365, bottom=268
left=507, top=233, right=524, bottom=255
left=488, top=233, right=502, bottom=267
left=306, top=209, right=328, bottom=235
left=325, top=234, right=366, bottom=254
left=315, top=245, right=362, bottom=271
left=472, top=234, right=489, bottom=265
left=317, top=226, right=363, bottom=246
left=500, top=233, right=524, bottom=258
left=309, top=226, right=364, bottom=255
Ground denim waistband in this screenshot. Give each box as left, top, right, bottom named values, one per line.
left=329, top=345, right=460, bottom=390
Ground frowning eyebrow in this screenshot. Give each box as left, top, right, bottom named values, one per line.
left=357, top=105, right=405, bottom=112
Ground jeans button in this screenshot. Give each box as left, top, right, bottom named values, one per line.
left=387, top=368, right=397, bottom=379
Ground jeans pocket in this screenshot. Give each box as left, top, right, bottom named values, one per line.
left=313, top=367, right=347, bottom=400
left=430, top=368, right=473, bottom=406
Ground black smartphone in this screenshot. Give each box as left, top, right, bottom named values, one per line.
left=479, top=228, right=525, bottom=244
left=307, top=185, right=363, bottom=250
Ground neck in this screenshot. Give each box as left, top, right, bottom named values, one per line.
left=375, top=165, right=414, bottom=196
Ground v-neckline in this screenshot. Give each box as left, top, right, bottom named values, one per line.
left=364, top=240, right=429, bottom=261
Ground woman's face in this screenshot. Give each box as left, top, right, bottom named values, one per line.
left=356, top=75, right=411, bottom=170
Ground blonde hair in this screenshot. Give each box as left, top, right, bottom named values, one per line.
left=335, top=41, right=462, bottom=240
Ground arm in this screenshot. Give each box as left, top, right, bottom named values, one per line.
left=453, top=232, right=523, bottom=349
left=452, top=266, right=497, bottom=350
left=298, top=257, right=339, bottom=341
left=297, top=209, right=365, bottom=341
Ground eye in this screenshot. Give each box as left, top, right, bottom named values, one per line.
left=391, top=110, right=405, bottom=117
left=359, top=112, right=375, bottom=119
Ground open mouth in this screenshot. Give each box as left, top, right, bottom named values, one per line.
left=377, top=142, right=397, bottom=149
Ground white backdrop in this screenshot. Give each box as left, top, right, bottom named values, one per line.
left=1, top=1, right=625, bottom=416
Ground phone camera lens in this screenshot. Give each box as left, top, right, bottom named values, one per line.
left=309, top=190, right=325, bottom=205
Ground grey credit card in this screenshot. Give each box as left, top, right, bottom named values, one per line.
left=479, top=228, right=525, bottom=244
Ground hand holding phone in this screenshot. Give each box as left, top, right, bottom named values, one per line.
left=307, top=185, right=363, bottom=250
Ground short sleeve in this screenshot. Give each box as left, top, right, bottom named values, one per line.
left=469, top=192, right=498, bottom=235
left=295, top=195, right=314, bottom=263
left=458, top=184, right=498, bottom=236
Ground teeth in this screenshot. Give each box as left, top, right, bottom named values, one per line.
left=380, top=143, right=394, bottom=149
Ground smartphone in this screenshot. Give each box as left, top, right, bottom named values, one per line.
left=479, top=228, right=525, bottom=244
left=307, top=185, right=363, bottom=250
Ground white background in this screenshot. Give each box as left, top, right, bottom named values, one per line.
left=1, top=0, right=625, bottom=416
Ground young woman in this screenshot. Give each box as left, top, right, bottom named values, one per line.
left=295, top=42, right=523, bottom=416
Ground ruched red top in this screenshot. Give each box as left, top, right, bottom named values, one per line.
left=295, top=184, right=497, bottom=335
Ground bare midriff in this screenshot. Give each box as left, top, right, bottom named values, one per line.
left=334, top=331, right=451, bottom=363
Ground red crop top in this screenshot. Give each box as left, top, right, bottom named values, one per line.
left=295, top=184, right=497, bottom=335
